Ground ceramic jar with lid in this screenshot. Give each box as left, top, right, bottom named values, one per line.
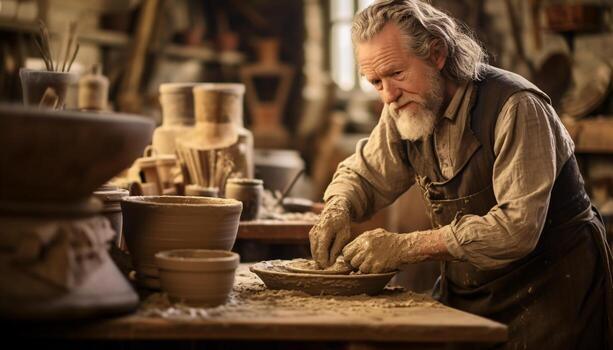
left=78, top=64, right=109, bottom=111
left=152, top=83, right=198, bottom=155
left=225, top=178, right=263, bottom=221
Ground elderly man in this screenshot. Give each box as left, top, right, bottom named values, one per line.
left=309, top=0, right=613, bottom=348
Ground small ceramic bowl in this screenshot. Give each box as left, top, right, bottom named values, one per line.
left=155, top=249, right=240, bottom=306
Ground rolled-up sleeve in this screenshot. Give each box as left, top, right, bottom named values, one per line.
left=442, top=92, right=574, bottom=270
left=324, top=105, right=415, bottom=221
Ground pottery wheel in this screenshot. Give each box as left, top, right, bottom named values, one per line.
left=250, top=260, right=396, bottom=296
left=285, top=258, right=353, bottom=275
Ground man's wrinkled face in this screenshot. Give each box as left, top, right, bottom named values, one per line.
left=357, top=23, right=445, bottom=141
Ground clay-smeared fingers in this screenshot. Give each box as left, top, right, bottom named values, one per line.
left=328, top=226, right=350, bottom=266
left=358, top=259, right=374, bottom=274
left=342, top=238, right=359, bottom=260
left=308, top=226, right=319, bottom=260
left=314, top=227, right=334, bottom=267
left=369, top=262, right=386, bottom=274
left=349, top=250, right=367, bottom=269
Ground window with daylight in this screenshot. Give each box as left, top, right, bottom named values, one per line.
left=329, top=0, right=375, bottom=92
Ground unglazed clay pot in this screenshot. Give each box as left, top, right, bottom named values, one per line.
left=121, top=196, right=242, bottom=289
left=225, top=178, right=263, bottom=220
left=155, top=249, right=239, bottom=306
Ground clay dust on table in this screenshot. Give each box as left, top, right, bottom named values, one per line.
left=257, top=189, right=319, bottom=222
left=138, top=265, right=441, bottom=321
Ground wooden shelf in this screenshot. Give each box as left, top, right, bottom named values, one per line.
left=157, top=44, right=245, bottom=64
left=0, top=19, right=245, bottom=63
left=563, top=117, right=613, bottom=154
left=0, top=18, right=130, bottom=47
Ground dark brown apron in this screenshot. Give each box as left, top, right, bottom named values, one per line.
left=405, top=66, right=613, bottom=349
left=417, top=172, right=613, bottom=349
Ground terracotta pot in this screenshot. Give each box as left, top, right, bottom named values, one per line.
left=155, top=249, right=239, bottom=306
left=19, top=68, right=79, bottom=108
left=121, top=196, right=242, bottom=289
left=225, top=178, right=263, bottom=221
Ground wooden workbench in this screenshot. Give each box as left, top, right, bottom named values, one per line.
left=237, top=219, right=313, bottom=242
left=8, top=265, right=507, bottom=349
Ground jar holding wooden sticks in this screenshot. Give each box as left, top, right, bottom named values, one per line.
left=22, top=20, right=81, bottom=109
left=20, top=68, right=79, bottom=109
left=193, top=83, right=254, bottom=179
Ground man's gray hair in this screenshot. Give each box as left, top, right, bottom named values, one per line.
left=352, top=0, right=487, bottom=82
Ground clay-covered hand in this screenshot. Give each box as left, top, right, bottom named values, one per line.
left=309, top=196, right=353, bottom=268
left=342, top=228, right=428, bottom=274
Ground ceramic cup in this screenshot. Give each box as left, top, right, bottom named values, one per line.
left=224, top=178, right=263, bottom=221
left=185, top=184, right=219, bottom=198
left=19, top=68, right=79, bottom=108
left=93, top=185, right=130, bottom=249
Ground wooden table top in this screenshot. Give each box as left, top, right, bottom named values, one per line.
left=14, top=265, right=507, bottom=344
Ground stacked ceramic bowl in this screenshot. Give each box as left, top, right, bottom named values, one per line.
left=121, top=195, right=242, bottom=304
left=155, top=249, right=239, bottom=306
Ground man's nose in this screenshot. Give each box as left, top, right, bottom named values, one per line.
left=381, top=80, right=401, bottom=104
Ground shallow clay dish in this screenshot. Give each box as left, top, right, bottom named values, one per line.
left=250, top=260, right=396, bottom=296
left=0, top=104, right=154, bottom=203
left=156, top=249, right=239, bottom=307
left=285, top=258, right=353, bottom=275
left=121, top=196, right=242, bottom=289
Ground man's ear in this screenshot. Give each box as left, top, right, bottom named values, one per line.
left=429, top=39, right=447, bottom=71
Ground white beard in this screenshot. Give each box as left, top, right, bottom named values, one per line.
left=388, top=68, right=444, bottom=141
left=391, top=106, right=437, bottom=141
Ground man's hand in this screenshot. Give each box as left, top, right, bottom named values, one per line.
left=309, top=197, right=353, bottom=268
left=343, top=228, right=452, bottom=273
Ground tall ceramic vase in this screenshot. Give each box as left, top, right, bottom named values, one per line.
left=152, top=83, right=198, bottom=155
left=192, top=83, right=254, bottom=180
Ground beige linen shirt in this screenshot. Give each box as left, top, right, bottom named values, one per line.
left=324, top=82, right=575, bottom=270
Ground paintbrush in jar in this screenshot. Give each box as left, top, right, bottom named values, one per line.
left=32, top=20, right=80, bottom=72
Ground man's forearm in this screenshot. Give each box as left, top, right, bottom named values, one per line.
left=400, top=228, right=455, bottom=264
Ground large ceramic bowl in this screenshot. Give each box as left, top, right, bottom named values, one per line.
left=0, top=104, right=154, bottom=203
left=121, top=196, right=242, bottom=288
left=155, top=249, right=239, bottom=306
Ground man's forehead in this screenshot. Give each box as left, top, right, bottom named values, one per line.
left=356, top=35, right=412, bottom=75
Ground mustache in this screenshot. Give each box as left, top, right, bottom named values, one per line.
left=389, top=94, right=426, bottom=113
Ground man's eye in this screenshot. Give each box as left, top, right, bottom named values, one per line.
left=371, top=80, right=381, bottom=86
left=393, top=71, right=402, bottom=77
